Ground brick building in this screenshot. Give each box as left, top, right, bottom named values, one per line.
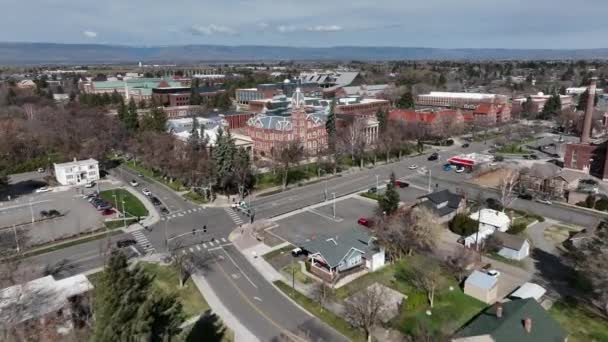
left=512, top=92, right=574, bottom=116
left=246, top=88, right=327, bottom=157
left=152, top=85, right=225, bottom=107
left=334, top=97, right=390, bottom=117
left=235, top=81, right=321, bottom=110
left=389, top=108, right=464, bottom=135
left=416, top=91, right=511, bottom=124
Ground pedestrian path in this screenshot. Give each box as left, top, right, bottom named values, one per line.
left=132, top=229, right=156, bottom=254
left=160, top=207, right=205, bottom=220
left=224, top=207, right=244, bottom=226
left=178, top=238, right=231, bottom=255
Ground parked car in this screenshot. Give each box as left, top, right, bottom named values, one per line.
left=367, top=187, right=378, bottom=194
left=443, top=164, right=452, bottom=171
left=427, top=153, right=439, bottom=161
left=37, top=168, right=45, bottom=173
left=142, top=188, right=152, bottom=196
left=130, top=180, right=139, bottom=187
left=40, top=209, right=61, bottom=218
left=462, top=143, right=470, bottom=148
left=151, top=197, right=161, bottom=206
left=455, top=167, right=465, bottom=173
left=35, top=186, right=51, bottom=193
left=489, top=162, right=498, bottom=167
left=116, top=239, right=137, bottom=248
left=394, top=180, right=409, bottom=188
left=487, top=269, right=501, bottom=277
left=535, top=198, right=552, bottom=205
left=518, top=192, right=533, bottom=200
left=101, top=209, right=115, bottom=216
left=160, top=207, right=170, bottom=215
left=408, top=164, right=418, bottom=170
left=530, top=154, right=538, bottom=160
left=95, top=203, right=112, bottom=211
left=291, top=247, right=303, bottom=257
left=85, top=181, right=95, bottom=188
left=357, top=217, right=374, bottom=228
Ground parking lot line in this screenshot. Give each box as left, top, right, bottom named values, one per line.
left=202, top=243, right=207, bottom=248
left=221, top=237, right=227, bottom=243
left=196, top=245, right=201, bottom=251
left=189, top=247, right=194, bottom=253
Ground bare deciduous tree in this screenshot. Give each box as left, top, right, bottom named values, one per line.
left=310, top=281, right=333, bottom=312
left=445, top=248, right=476, bottom=283
left=273, top=140, right=304, bottom=190
left=498, top=168, right=519, bottom=211
left=401, top=258, right=445, bottom=309
left=344, top=284, right=388, bottom=342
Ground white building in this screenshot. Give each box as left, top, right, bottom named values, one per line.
left=494, top=231, right=530, bottom=261
left=463, top=209, right=511, bottom=247
left=567, top=87, right=604, bottom=96
left=54, top=158, right=99, bottom=186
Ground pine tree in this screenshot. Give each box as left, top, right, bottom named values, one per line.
left=124, top=97, right=140, bottom=131
left=117, top=98, right=127, bottom=122
left=187, top=116, right=201, bottom=150
left=396, top=92, right=415, bottom=109
left=576, top=89, right=599, bottom=111
left=212, top=128, right=238, bottom=192
left=521, top=96, right=535, bottom=118
left=325, top=100, right=338, bottom=173
left=376, top=108, right=388, bottom=133
left=111, top=89, right=122, bottom=104
left=558, top=86, right=567, bottom=95
left=379, top=172, right=400, bottom=216
left=68, top=90, right=76, bottom=102
left=540, top=93, right=562, bottom=120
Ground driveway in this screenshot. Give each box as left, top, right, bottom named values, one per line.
left=527, top=220, right=558, bottom=255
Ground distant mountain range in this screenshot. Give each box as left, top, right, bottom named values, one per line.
left=2, top=42, right=608, bottom=64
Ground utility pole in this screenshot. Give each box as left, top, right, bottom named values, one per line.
left=29, top=198, right=35, bottom=223
left=376, top=174, right=379, bottom=190
left=332, top=192, right=336, bottom=219
left=164, top=217, right=169, bottom=249
left=13, top=224, right=19, bottom=253
left=427, top=169, right=432, bottom=193
left=122, top=197, right=127, bottom=229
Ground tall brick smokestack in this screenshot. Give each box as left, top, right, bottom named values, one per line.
left=581, top=77, right=598, bottom=143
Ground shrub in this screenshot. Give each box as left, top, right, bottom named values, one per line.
left=449, top=213, right=479, bottom=236
left=594, top=197, right=608, bottom=211
left=585, top=195, right=596, bottom=209
left=507, top=221, right=528, bottom=235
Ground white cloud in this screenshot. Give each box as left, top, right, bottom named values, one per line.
left=188, top=24, right=236, bottom=36
left=277, top=25, right=297, bottom=33
left=83, top=30, right=97, bottom=38
left=306, top=25, right=343, bottom=32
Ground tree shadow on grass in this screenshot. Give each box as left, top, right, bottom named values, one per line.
left=185, top=311, right=226, bottom=342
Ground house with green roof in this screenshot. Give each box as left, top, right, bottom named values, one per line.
left=453, top=298, right=568, bottom=342
left=300, top=226, right=385, bottom=283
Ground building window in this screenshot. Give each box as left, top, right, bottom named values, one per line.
left=66, top=174, right=74, bottom=180
left=571, top=149, right=578, bottom=166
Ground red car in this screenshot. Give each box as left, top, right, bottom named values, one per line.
left=357, top=217, right=374, bottom=228
left=394, top=180, right=409, bottom=188
left=101, top=209, right=115, bottom=216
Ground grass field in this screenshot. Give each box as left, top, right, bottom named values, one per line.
left=124, top=160, right=186, bottom=191
left=550, top=299, right=608, bottom=342
left=183, top=191, right=208, bottom=204
left=100, top=189, right=148, bottom=218
left=281, top=263, right=313, bottom=285
left=104, top=217, right=139, bottom=229
left=262, top=244, right=294, bottom=262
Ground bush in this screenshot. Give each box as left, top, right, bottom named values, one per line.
left=507, top=221, right=528, bottom=235
left=449, top=213, right=479, bottom=236
left=485, top=198, right=503, bottom=211
left=594, top=197, right=608, bottom=211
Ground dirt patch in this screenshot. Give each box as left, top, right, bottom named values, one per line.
left=543, top=225, right=583, bottom=246
left=470, top=168, right=512, bottom=188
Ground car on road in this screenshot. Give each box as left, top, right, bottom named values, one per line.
left=37, top=168, right=45, bottom=173
left=408, top=164, right=418, bottom=170
left=137, top=173, right=143, bottom=177
left=160, top=207, right=170, bottom=215
left=489, top=162, right=498, bottom=167
left=357, top=217, right=374, bottom=228
left=367, top=187, right=378, bottom=194
left=462, top=143, right=470, bottom=148
left=151, top=196, right=161, bottom=206
left=455, top=166, right=465, bottom=173
left=427, top=153, right=439, bottom=161
left=85, top=181, right=95, bottom=188
left=40, top=209, right=61, bottom=218
left=142, top=188, right=152, bottom=196
left=394, top=180, right=409, bottom=188
left=487, top=269, right=501, bottom=277
left=130, top=180, right=139, bottom=187
left=443, top=164, right=452, bottom=171
left=35, top=186, right=51, bottom=193
left=291, top=247, right=303, bottom=257
left=116, top=239, right=137, bottom=248
left=518, top=192, right=533, bottom=200
left=535, top=198, right=552, bottom=205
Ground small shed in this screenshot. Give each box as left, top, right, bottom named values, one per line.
left=509, top=282, right=547, bottom=302
left=494, top=231, right=530, bottom=261
left=464, top=270, right=498, bottom=304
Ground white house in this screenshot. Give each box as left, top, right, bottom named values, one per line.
left=54, top=158, right=99, bottom=186
left=494, top=231, right=530, bottom=261
left=463, top=209, right=511, bottom=247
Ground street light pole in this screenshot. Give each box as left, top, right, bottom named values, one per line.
left=376, top=174, right=379, bottom=190
left=427, top=170, right=432, bottom=193
left=164, top=217, right=169, bottom=249
left=29, top=198, right=34, bottom=223
left=13, top=224, right=19, bottom=253
left=332, top=192, right=336, bottom=219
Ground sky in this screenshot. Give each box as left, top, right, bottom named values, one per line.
left=2, top=0, right=608, bottom=49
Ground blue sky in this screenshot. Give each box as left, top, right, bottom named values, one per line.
left=2, top=0, right=608, bottom=48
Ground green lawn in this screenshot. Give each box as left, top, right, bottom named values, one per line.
left=183, top=191, right=209, bottom=204
left=550, top=299, right=608, bottom=342
left=140, top=262, right=209, bottom=318
left=274, top=280, right=367, bottom=342
left=20, top=230, right=122, bottom=259
left=360, top=192, right=383, bottom=202
left=100, top=189, right=149, bottom=218
left=104, top=218, right=139, bottom=229
left=124, top=160, right=186, bottom=191
left=281, top=263, right=313, bottom=285
left=262, top=244, right=294, bottom=262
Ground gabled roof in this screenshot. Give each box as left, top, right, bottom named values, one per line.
left=301, top=227, right=376, bottom=268
left=419, top=189, right=463, bottom=208
left=469, top=209, right=510, bottom=228
left=494, top=231, right=528, bottom=251
left=466, top=270, right=498, bottom=290
left=456, top=298, right=567, bottom=342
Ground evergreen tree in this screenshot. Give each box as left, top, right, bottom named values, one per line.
left=187, top=116, right=201, bottom=150
left=93, top=251, right=184, bottom=342
left=438, top=73, right=447, bottom=88
left=540, top=93, right=562, bottom=120
left=576, top=89, right=599, bottom=111
left=68, top=90, right=76, bottom=102
left=56, top=85, right=64, bottom=94
left=212, top=128, right=238, bottom=192
left=325, top=100, right=337, bottom=151
left=101, top=92, right=111, bottom=105
left=111, top=89, right=122, bottom=104
left=396, top=92, right=415, bottom=109
left=138, top=98, right=147, bottom=109
left=117, top=98, right=127, bottom=122
left=140, top=107, right=167, bottom=132
left=379, top=172, right=400, bottom=216
left=5, top=87, right=17, bottom=105
left=376, top=108, right=388, bottom=134
left=124, top=97, right=140, bottom=131
left=558, top=86, right=567, bottom=95
left=521, top=96, right=535, bottom=118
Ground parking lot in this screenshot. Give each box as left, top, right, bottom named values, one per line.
left=273, top=197, right=376, bottom=245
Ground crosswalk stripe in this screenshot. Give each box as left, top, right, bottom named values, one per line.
left=208, top=241, right=214, bottom=246
left=221, top=237, right=227, bottom=243
left=196, top=245, right=201, bottom=251
left=182, top=250, right=187, bottom=255
left=202, top=243, right=207, bottom=248
left=189, top=247, right=194, bottom=253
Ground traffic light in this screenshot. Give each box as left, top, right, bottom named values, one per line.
left=192, top=228, right=196, bottom=235
left=203, top=225, right=207, bottom=233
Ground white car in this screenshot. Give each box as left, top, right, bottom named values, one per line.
left=35, top=186, right=51, bottom=193
left=535, top=198, right=552, bottom=205
left=408, top=164, right=418, bottom=170
left=37, top=168, right=45, bottom=173
left=489, top=162, right=498, bottom=167
left=455, top=167, right=465, bottom=173
left=487, top=269, right=501, bottom=277
left=129, top=180, right=139, bottom=187
left=142, top=188, right=152, bottom=196
left=85, top=181, right=95, bottom=188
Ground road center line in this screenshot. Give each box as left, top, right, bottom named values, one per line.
left=218, top=247, right=257, bottom=289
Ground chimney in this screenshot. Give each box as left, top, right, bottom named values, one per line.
left=496, top=303, right=503, bottom=319
left=523, top=317, right=532, bottom=334
left=581, top=77, right=598, bottom=143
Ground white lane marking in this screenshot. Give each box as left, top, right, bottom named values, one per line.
left=221, top=237, right=227, bottom=243
left=189, top=247, right=194, bottom=253
left=253, top=296, right=263, bottom=302
left=208, top=241, right=215, bottom=246
left=218, top=247, right=257, bottom=289
left=202, top=243, right=207, bottom=248
left=196, top=245, right=201, bottom=251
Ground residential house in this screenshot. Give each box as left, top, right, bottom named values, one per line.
left=54, top=158, right=100, bottom=186
left=464, top=270, right=498, bottom=304
left=453, top=298, right=568, bottom=342
left=509, top=283, right=547, bottom=302
left=494, top=231, right=530, bottom=261
left=416, top=189, right=466, bottom=223
left=0, top=275, right=94, bottom=339
left=300, top=227, right=385, bottom=283
left=463, top=209, right=511, bottom=247
left=518, top=163, right=570, bottom=199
